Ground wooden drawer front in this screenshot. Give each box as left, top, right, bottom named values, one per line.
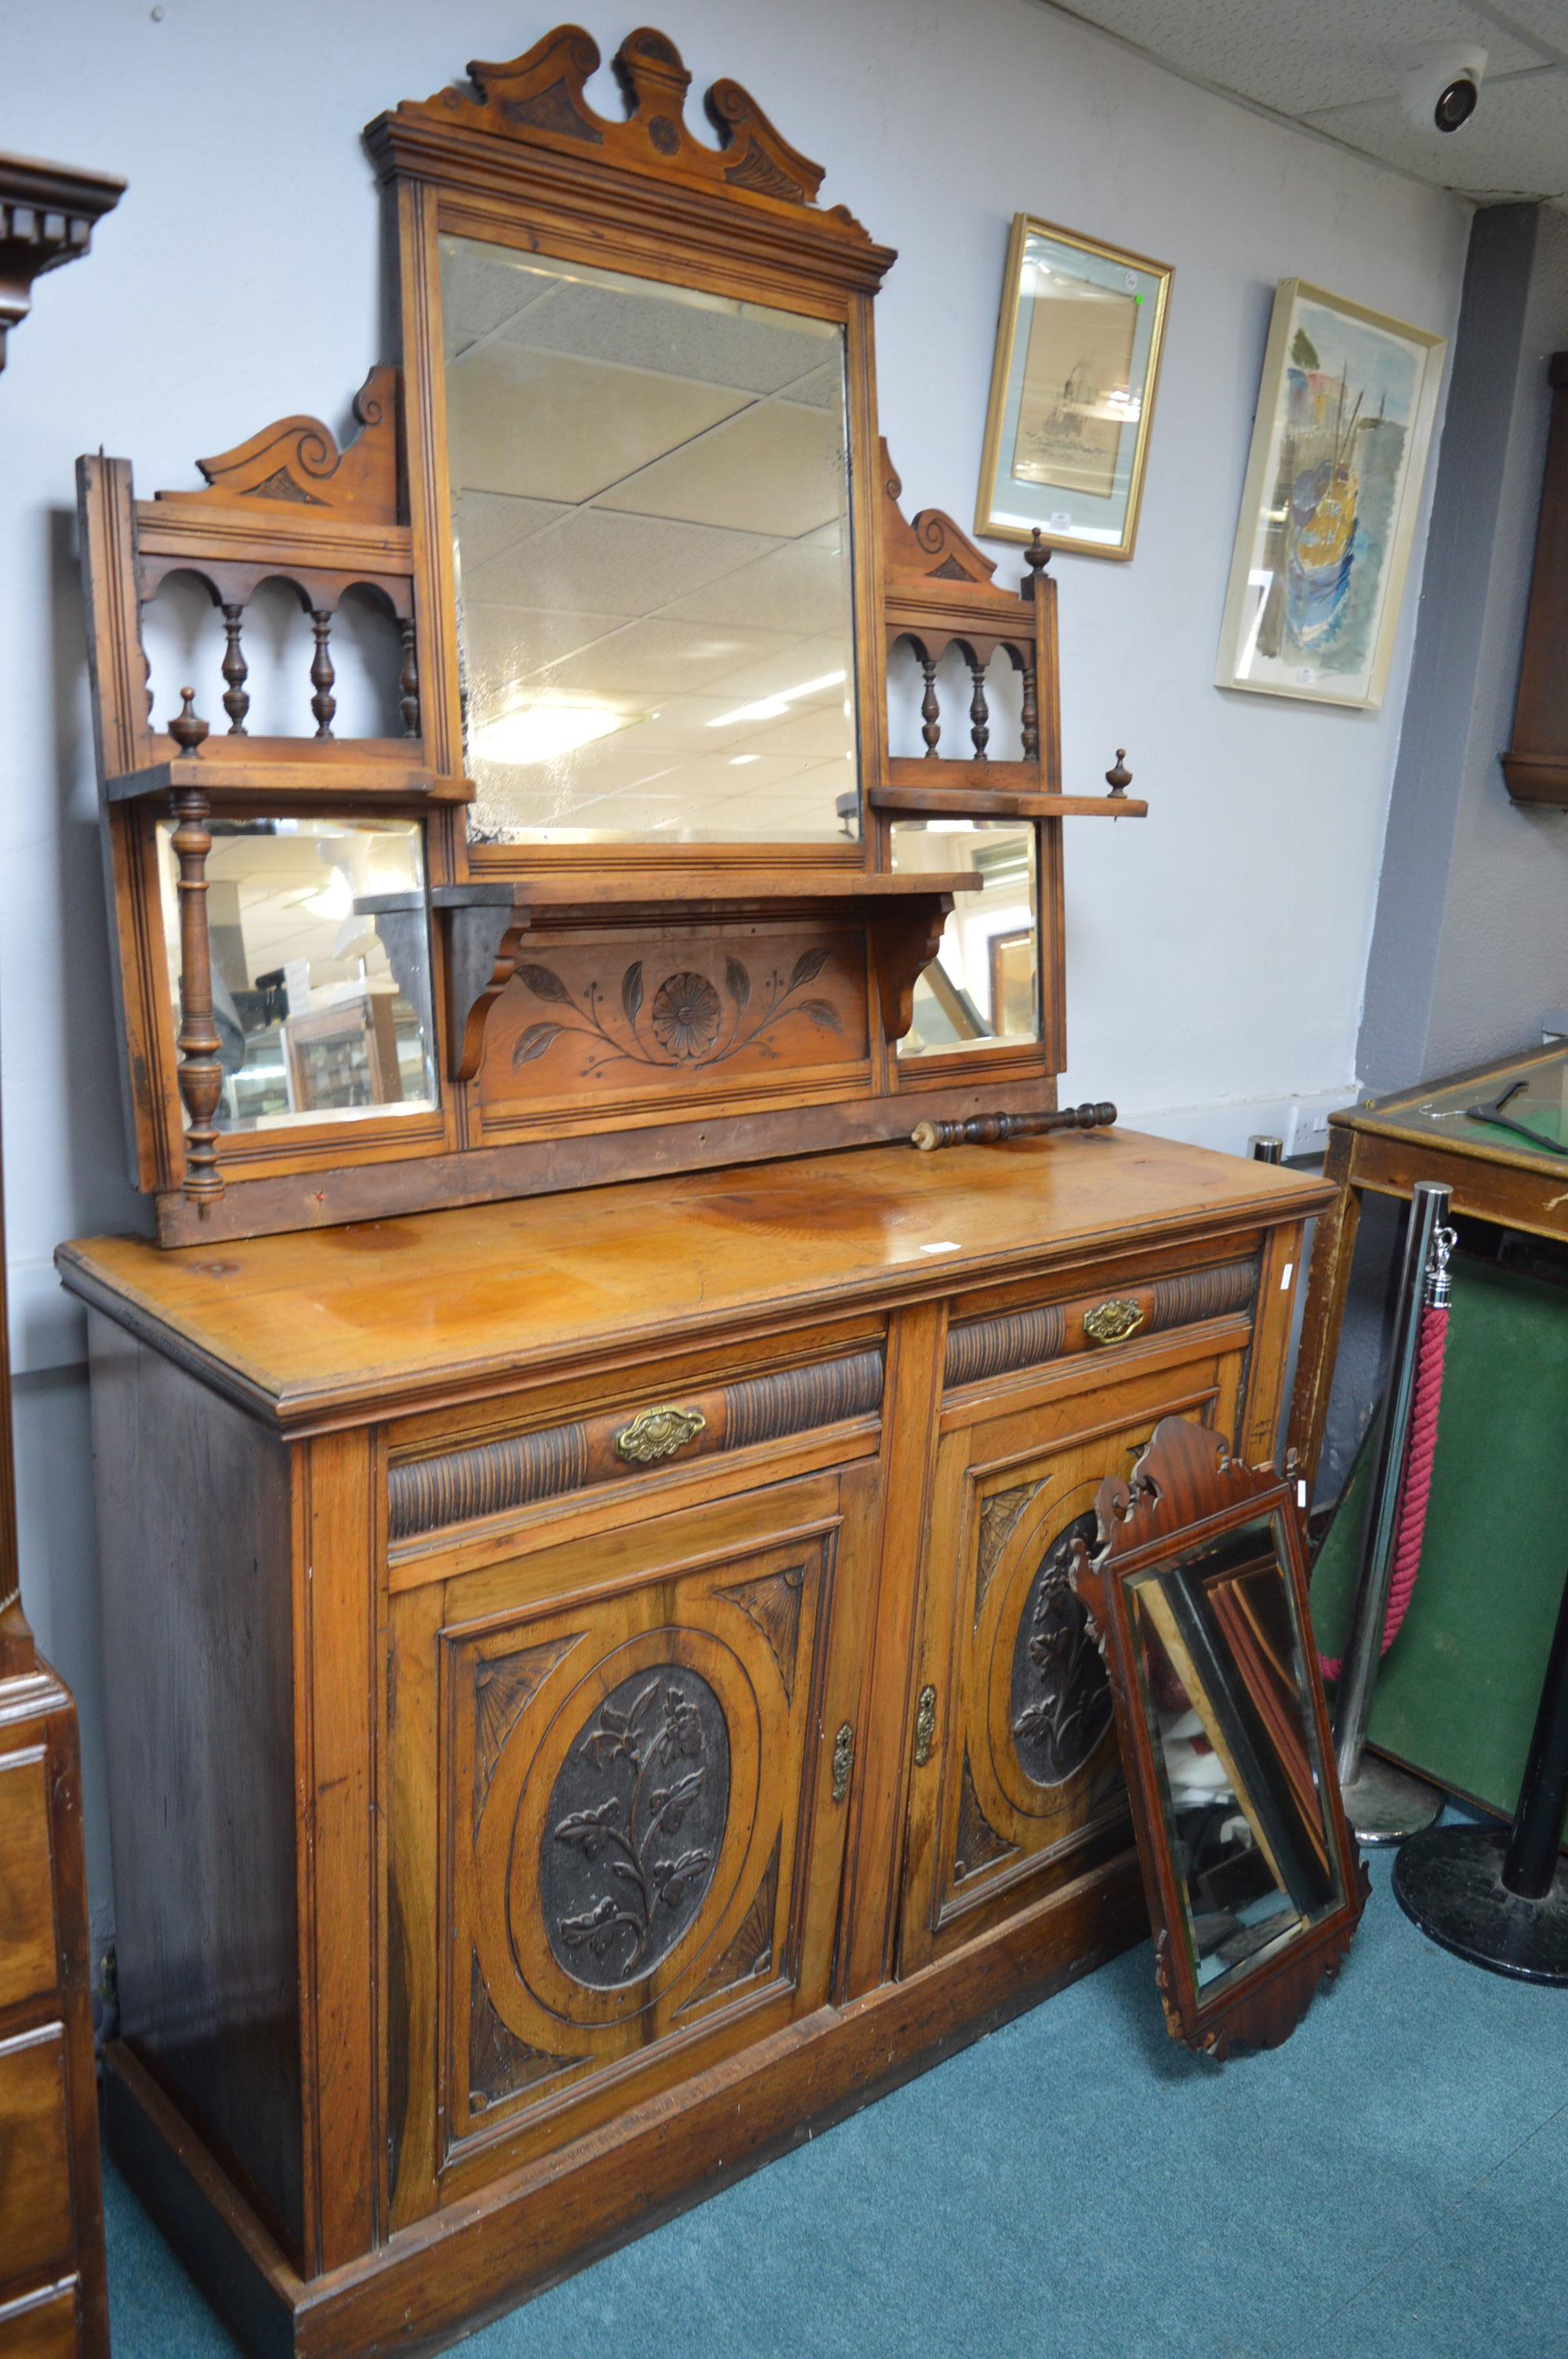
left=0, top=2028, right=74, bottom=2299
left=386, top=1469, right=873, bottom=2223
left=944, top=1257, right=1258, bottom=1391
left=0, top=1753, right=56, bottom=2016
left=900, top=1349, right=1247, bottom=1975
left=0, top=2287, right=79, bottom=2359
left=389, top=1348, right=883, bottom=1546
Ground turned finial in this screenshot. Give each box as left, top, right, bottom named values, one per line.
left=169, top=687, right=209, bottom=757
left=1022, top=529, right=1051, bottom=594
left=1105, top=747, right=1132, bottom=796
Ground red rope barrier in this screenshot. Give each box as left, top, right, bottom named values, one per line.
left=1320, top=1300, right=1450, bottom=1682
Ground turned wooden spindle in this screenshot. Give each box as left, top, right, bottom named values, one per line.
left=1105, top=748, right=1132, bottom=797
left=220, top=602, right=249, bottom=733
left=399, top=616, right=420, bottom=739
left=167, top=689, right=224, bottom=1208
left=968, top=658, right=989, bottom=761
left=918, top=651, right=940, bottom=756
left=912, top=1101, right=1116, bottom=1151
left=1021, top=658, right=1040, bottom=764
left=1022, top=529, right=1051, bottom=596
left=310, top=607, right=336, bottom=738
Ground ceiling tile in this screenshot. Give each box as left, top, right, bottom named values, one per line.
left=1308, top=67, right=1568, bottom=198
left=598, top=401, right=848, bottom=536
left=452, top=492, right=568, bottom=569
left=466, top=511, right=781, bottom=616
left=662, top=540, right=853, bottom=634
left=532, top=618, right=803, bottom=700
left=1053, top=0, right=1545, bottom=114
left=447, top=343, right=748, bottom=502
left=506, top=275, right=842, bottom=396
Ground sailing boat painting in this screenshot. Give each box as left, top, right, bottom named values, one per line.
left=1217, top=282, right=1445, bottom=709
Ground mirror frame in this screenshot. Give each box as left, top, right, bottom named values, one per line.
left=368, top=24, right=898, bottom=880
left=1072, top=1416, right=1367, bottom=2059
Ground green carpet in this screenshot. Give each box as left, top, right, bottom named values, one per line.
left=104, top=1834, right=1568, bottom=2359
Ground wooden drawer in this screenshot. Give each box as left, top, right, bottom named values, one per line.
left=0, top=1753, right=56, bottom=2016
left=0, top=2027, right=74, bottom=2300
left=0, top=2287, right=79, bottom=2359
left=386, top=1325, right=885, bottom=1561
left=944, top=1249, right=1261, bottom=1398
left=898, top=1341, right=1250, bottom=1975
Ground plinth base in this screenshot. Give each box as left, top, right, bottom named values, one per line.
left=1392, top=1824, right=1568, bottom=1985
left=1339, top=1756, right=1443, bottom=1846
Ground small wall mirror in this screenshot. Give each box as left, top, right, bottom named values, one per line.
left=155, top=816, right=439, bottom=1132
left=888, top=818, right=1040, bottom=1056
left=1073, top=1418, right=1367, bottom=2057
left=441, top=236, right=860, bottom=846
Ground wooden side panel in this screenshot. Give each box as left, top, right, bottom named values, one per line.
left=900, top=1342, right=1247, bottom=1974
left=85, top=1314, right=304, bottom=2268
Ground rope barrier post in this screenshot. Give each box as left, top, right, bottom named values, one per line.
left=1331, top=1180, right=1450, bottom=1845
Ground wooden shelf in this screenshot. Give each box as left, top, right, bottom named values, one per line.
left=106, top=754, right=474, bottom=805
left=431, top=871, right=975, bottom=1081
left=870, top=783, right=1148, bottom=820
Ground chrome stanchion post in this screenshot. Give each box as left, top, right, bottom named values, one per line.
left=1332, top=1180, right=1449, bottom=1845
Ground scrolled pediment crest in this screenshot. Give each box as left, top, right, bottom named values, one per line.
left=372, top=22, right=871, bottom=243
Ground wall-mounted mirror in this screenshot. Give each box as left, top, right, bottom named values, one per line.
left=441, top=237, right=859, bottom=846
left=155, top=816, right=439, bottom=1132
left=1072, top=1417, right=1367, bottom=2057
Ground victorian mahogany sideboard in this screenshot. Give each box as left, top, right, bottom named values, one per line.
left=60, top=1138, right=1324, bottom=2354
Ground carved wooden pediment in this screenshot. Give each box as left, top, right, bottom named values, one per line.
left=369, top=23, right=879, bottom=255
left=154, top=365, right=400, bottom=524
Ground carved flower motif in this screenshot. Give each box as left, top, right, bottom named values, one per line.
left=651, top=969, right=723, bottom=1059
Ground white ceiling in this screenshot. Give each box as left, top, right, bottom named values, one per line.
left=1041, top=0, right=1568, bottom=210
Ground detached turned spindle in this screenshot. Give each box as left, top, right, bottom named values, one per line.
left=399, top=616, right=420, bottom=739
left=220, top=602, right=249, bottom=732
left=167, top=689, right=224, bottom=1208
left=968, top=655, right=989, bottom=761
left=919, top=650, right=939, bottom=756
left=310, top=607, right=336, bottom=737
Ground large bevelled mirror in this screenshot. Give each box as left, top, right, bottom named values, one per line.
left=441, top=236, right=860, bottom=845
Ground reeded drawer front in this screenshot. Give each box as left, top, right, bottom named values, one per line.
left=388, top=1347, right=884, bottom=1549
left=944, top=1256, right=1258, bottom=1393
left=0, top=2285, right=80, bottom=2359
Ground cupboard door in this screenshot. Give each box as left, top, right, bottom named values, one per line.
left=899, top=1349, right=1246, bottom=1974
left=385, top=1467, right=873, bottom=2219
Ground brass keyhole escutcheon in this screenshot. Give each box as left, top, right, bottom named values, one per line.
left=613, top=1404, right=706, bottom=1463
left=1083, top=1297, right=1145, bottom=1347
left=913, top=1684, right=938, bottom=1767
left=831, top=1721, right=855, bottom=1804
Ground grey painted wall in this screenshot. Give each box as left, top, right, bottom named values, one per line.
left=1319, top=202, right=1568, bottom=1498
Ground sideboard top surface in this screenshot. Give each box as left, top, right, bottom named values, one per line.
left=57, top=1133, right=1328, bottom=1426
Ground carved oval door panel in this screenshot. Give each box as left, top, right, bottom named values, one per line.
left=383, top=1466, right=873, bottom=2221
left=899, top=1344, right=1249, bottom=1976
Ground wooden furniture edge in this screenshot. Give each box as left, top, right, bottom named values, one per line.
left=57, top=1161, right=1331, bottom=1433
left=105, top=1841, right=1145, bottom=2358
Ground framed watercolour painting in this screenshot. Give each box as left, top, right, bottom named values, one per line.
left=976, top=213, right=1173, bottom=562
left=1215, top=281, right=1445, bottom=708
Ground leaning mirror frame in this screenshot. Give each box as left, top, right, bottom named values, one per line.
left=1071, top=1416, right=1368, bottom=2059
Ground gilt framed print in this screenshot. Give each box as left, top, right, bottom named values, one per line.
left=975, top=213, right=1173, bottom=562
left=1215, top=280, right=1445, bottom=709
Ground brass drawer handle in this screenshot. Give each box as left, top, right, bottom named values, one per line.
left=613, top=1404, right=706, bottom=1463
left=831, top=1721, right=855, bottom=1804
left=1083, top=1298, right=1145, bottom=1347
left=913, top=1684, right=938, bottom=1767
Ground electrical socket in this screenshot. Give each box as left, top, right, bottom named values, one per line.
left=1284, top=1101, right=1338, bottom=1162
